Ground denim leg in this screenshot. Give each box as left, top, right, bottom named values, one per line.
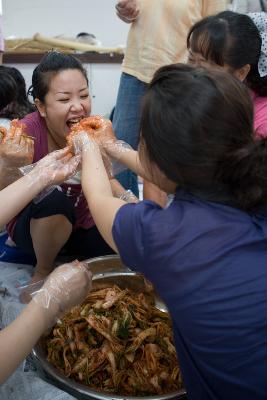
left=112, top=73, right=147, bottom=197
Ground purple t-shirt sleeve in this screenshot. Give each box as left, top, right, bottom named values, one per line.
left=112, top=201, right=161, bottom=271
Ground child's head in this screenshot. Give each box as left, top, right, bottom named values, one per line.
left=139, top=63, right=267, bottom=211
left=0, top=65, right=35, bottom=119
left=0, top=71, right=17, bottom=111
left=30, top=52, right=91, bottom=143
left=187, top=11, right=267, bottom=96
left=0, top=66, right=27, bottom=100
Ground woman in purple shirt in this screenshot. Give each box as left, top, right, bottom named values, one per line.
left=77, top=64, right=267, bottom=399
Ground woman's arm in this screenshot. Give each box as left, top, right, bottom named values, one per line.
left=104, top=141, right=150, bottom=180
left=110, top=177, right=138, bottom=203
left=0, top=296, right=53, bottom=382
left=0, top=173, right=45, bottom=227
left=0, top=148, right=79, bottom=227
left=81, top=141, right=127, bottom=251
left=0, top=261, right=92, bottom=383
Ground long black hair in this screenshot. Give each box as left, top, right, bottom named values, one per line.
left=28, top=51, right=88, bottom=102
left=0, top=71, right=17, bottom=111
left=0, top=66, right=35, bottom=119
left=187, top=11, right=267, bottom=97
left=140, top=63, right=267, bottom=211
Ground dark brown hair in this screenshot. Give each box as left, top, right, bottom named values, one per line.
left=187, top=11, right=267, bottom=96
left=0, top=71, right=17, bottom=111
left=140, top=64, right=267, bottom=211
left=28, top=51, right=88, bottom=102
left=0, top=65, right=35, bottom=119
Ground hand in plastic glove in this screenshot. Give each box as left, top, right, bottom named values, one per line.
left=71, top=131, right=97, bottom=153
left=27, top=147, right=81, bottom=187
left=95, top=118, right=117, bottom=146
left=116, top=0, right=139, bottom=23
left=0, top=122, right=34, bottom=168
left=33, top=260, right=92, bottom=325
left=68, top=116, right=117, bottom=153
left=0, top=121, right=35, bottom=189
left=72, top=132, right=114, bottom=179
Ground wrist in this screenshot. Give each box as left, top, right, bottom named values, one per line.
left=25, top=171, right=48, bottom=191
left=104, top=142, right=121, bottom=161
left=119, top=189, right=137, bottom=203
left=33, top=291, right=61, bottom=328
left=26, top=299, right=51, bottom=332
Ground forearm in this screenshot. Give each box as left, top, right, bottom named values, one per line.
left=0, top=300, right=50, bottom=383
left=81, top=146, right=123, bottom=251
left=110, top=178, right=127, bottom=198
left=106, top=145, right=149, bottom=180
left=83, top=146, right=113, bottom=199
left=0, top=172, right=45, bottom=226
left=0, top=168, right=22, bottom=190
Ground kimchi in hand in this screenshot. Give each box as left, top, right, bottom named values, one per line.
left=66, top=116, right=116, bottom=152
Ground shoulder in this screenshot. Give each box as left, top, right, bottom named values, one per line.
left=21, top=111, right=48, bottom=160
left=253, top=94, right=267, bottom=110
left=253, top=95, right=267, bottom=137
left=112, top=200, right=164, bottom=269
left=21, top=111, right=46, bottom=136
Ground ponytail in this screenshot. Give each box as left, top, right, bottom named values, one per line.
left=218, top=138, right=267, bottom=210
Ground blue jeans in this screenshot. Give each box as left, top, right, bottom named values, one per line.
left=112, top=73, right=147, bottom=197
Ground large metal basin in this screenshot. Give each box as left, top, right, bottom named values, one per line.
left=32, top=255, right=186, bottom=400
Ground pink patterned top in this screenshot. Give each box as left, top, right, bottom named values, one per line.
left=251, top=91, right=267, bottom=138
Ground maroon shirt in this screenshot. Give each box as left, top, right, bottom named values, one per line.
left=7, top=111, right=95, bottom=238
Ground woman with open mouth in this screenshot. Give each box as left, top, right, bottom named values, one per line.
left=6, top=51, right=118, bottom=288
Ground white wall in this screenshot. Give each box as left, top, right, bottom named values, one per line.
left=2, top=0, right=129, bottom=115
left=2, top=0, right=128, bottom=46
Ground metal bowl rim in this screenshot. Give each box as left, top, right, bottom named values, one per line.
left=32, top=259, right=186, bottom=399
left=32, top=346, right=186, bottom=400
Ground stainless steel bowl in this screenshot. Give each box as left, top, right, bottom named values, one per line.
left=32, top=255, right=186, bottom=400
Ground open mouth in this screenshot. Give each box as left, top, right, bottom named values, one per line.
left=66, top=117, right=84, bottom=129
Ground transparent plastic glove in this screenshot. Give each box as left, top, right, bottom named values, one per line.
left=20, top=147, right=81, bottom=203
left=119, top=189, right=139, bottom=203
left=68, top=116, right=116, bottom=153
left=28, top=147, right=81, bottom=186
left=0, top=120, right=34, bottom=166
left=116, top=0, right=140, bottom=23
left=0, top=122, right=34, bottom=188
left=72, top=132, right=114, bottom=179
left=71, top=131, right=98, bottom=154
left=33, top=260, right=92, bottom=325
left=105, top=140, right=133, bottom=175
